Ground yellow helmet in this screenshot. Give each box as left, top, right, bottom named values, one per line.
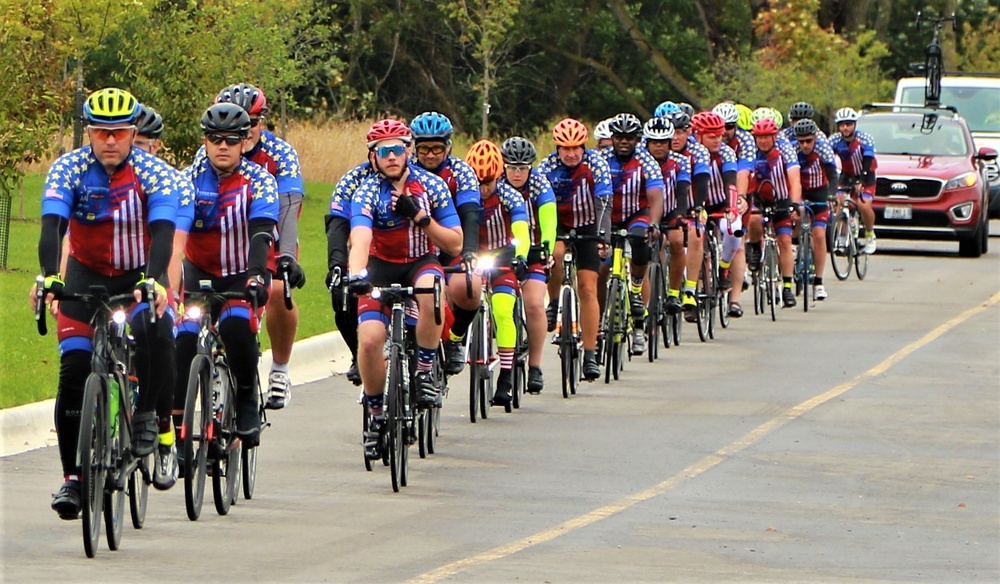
left=84, top=88, right=140, bottom=125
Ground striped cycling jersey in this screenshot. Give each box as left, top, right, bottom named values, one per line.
left=42, top=146, right=188, bottom=277
left=601, top=147, right=665, bottom=223
left=726, top=128, right=756, bottom=172
left=415, top=155, right=480, bottom=208
left=650, top=150, right=692, bottom=215
left=502, top=169, right=556, bottom=245
left=795, top=137, right=838, bottom=191
left=179, top=157, right=280, bottom=278
left=704, top=144, right=739, bottom=206
left=538, top=149, right=613, bottom=228
left=673, top=141, right=711, bottom=209
left=749, top=141, right=800, bottom=202
left=780, top=126, right=828, bottom=145
left=350, top=164, right=460, bottom=263
left=479, top=180, right=529, bottom=252
left=330, top=161, right=376, bottom=220
left=829, top=131, right=877, bottom=178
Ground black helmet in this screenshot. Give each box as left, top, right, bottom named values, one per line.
left=669, top=111, right=691, bottom=130
left=793, top=118, right=819, bottom=137
left=607, top=113, right=643, bottom=136
left=201, top=103, right=251, bottom=134
left=677, top=102, right=695, bottom=117
left=788, top=101, right=815, bottom=121
left=135, top=104, right=164, bottom=139
left=501, top=136, right=537, bottom=165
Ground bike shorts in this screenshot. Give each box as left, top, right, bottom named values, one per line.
left=802, top=188, right=830, bottom=228
left=526, top=244, right=548, bottom=283
left=358, top=254, right=444, bottom=326
left=748, top=194, right=794, bottom=236
left=557, top=222, right=601, bottom=273
left=840, top=176, right=875, bottom=202
left=660, top=213, right=686, bottom=231
left=604, top=210, right=651, bottom=267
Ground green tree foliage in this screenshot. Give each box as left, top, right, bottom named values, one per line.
left=955, top=6, right=1000, bottom=73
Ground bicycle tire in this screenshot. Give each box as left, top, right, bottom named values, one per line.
left=855, top=221, right=869, bottom=280
left=764, top=242, right=779, bottom=322
left=468, top=312, right=482, bottom=422
left=800, top=229, right=813, bottom=312
left=696, top=259, right=710, bottom=342
left=241, top=444, right=257, bottom=500
left=830, top=213, right=852, bottom=280
left=212, top=372, right=238, bottom=516
left=426, top=350, right=444, bottom=455
left=417, top=408, right=428, bottom=459
left=362, top=406, right=373, bottom=472
left=559, top=286, right=576, bottom=397
left=614, top=284, right=629, bottom=380
left=604, top=278, right=620, bottom=384
left=183, top=355, right=211, bottom=520
left=80, top=374, right=107, bottom=558
left=104, top=372, right=127, bottom=550
left=646, top=263, right=661, bottom=361
left=387, top=344, right=404, bottom=492
left=480, top=310, right=493, bottom=419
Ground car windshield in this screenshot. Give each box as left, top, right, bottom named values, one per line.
left=899, top=86, right=1000, bottom=133
left=858, top=116, right=969, bottom=157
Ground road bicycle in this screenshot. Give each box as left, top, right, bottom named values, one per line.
left=830, top=178, right=870, bottom=281
left=601, top=229, right=635, bottom=383
left=659, top=224, right=685, bottom=348
left=36, top=281, right=155, bottom=558
left=644, top=238, right=665, bottom=362
left=554, top=231, right=605, bottom=398
left=751, top=204, right=781, bottom=322
left=793, top=203, right=817, bottom=312
left=915, top=11, right=956, bottom=108
left=694, top=213, right=724, bottom=342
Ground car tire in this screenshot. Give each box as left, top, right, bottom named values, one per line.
left=981, top=217, right=989, bottom=255
left=958, top=225, right=984, bottom=258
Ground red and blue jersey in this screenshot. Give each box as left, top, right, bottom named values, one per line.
left=351, top=164, right=460, bottom=263
left=673, top=141, right=711, bottom=209
left=416, top=155, right=480, bottom=208
left=243, top=131, right=305, bottom=196
left=330, top=161, right=375, bottom=220
left=538, top=149, right=613, bottom=228
left=829, top=131, right=877, bottom=178
left=749, top=141, right=800, bottom=202
left=179, top=157, right=280, bottom=278
left=601, top=148, right=665, bottom=223
left=726, top=128, right=756, bottom=173
left=795, top=137, right=838, bottom=191
left=705, top=144, right=739, bottom=206
left=651, top=150, right=692, bottom=215
left=42, top=146, right=187, bottom=277
left=479, top=180, right=529, bottom=252
left=502, top=169, right=556, bottom=246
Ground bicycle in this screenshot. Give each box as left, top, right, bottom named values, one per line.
left=511, top=292, right=528, bottom=409
left=750, top=204, right=781, bottom=322
left=554, top=231, right=605, bottom=398
left=793, top=203, right=817, bottom=312
left=601, top=229, right=633, bottom=383
left=915, top=11, right=956, bottom=108
left=658, top=223, right=685, bottom=348
left=830, top=178, right=870, bottom=281
left=35, top=281, right=155, bottom=558
left=695, top=213, right=724, bottom=342
left=644, top=238, right=665, bottom=362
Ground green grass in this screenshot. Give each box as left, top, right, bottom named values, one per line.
left=0, top=175, right=336, bottom=409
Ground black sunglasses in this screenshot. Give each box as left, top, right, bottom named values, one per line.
left=206, top=133, right=244, bottom=146
left=249, top=117, right=262, bottom=128
left=724, top=123, right=736, bottom=130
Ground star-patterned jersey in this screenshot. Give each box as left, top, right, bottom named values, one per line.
left=502, top=169, right=556, bottom=246
left=749, top=141, right=800, bottom=203
left=42, top=146, right=187, bottom=277
left=479, top=180, right=529, bottom=252
left=330, top=161, right=376, bottom=220
left=416, top=155, right=480, bottom=208
left=726, top=128, right=756, bottom=173
left=179, top=157, right=280, bottom=278
left=673, top=141, right=711, bottom=209
left=828, top=130, right=877, bottom=178
left=795, top=137, right=838, bottom=191
left=649, top=150, right=692, bottom=215
left=351, top=164, right=460, bottom=263
left=538, top=149, right=613, bottom=228
left=601, top=148, right=665, bottom=223
left=704, top=144, right=739, bottom=207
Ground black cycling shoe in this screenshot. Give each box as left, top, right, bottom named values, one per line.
left=346, top=359, right=362, bottom=386
left=236, top=391, right=261, bottom=448
left=545, top=301, right=558, bottom=332
left=364, top=416, right=385, bottom=460
left=492, top=370, right=513, bottom=407
left=629, top=291, right=645, bottom=319
left=718, top=268, right=732, bottom=291
left=51, top=479, right=81, bottom=520
left=582, top=357, right=600, bottom=380
left=664, top=295, right=682, bottom=315
left=442, top=339, right=465, bottom=375
left=130, top=411, right=159, bottom=457
left=746, top=243, right=762, bottom=272
left=782, top=287, right=797, bottom=308
left=415, top=371, right=442, bottom=408
left=527, top=366, right=543, bottom=394
left=728, top=302, right=744, bottom=318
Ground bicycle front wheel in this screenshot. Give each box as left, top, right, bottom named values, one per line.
left=604, top=278, right=620, bottom=384
left=183, top=355, right=211, bottom=520
left=764, top=243, right=779, bottom=322
left=241, top=443, right=257, bottom=500
left=855, top=236, right=869, bottom=280
left=387, top=346, right=405, bottom=492
left=104, top=372, right=127, bottom=550
left=80, top=374, right=107, bottom=558
left=468, top=312, right=482, bottom=422
left=800, top=231, right=814, bottom=312
left=646, top=263, right=662, bottom=360
left=830, top=214, right=852, bottom=280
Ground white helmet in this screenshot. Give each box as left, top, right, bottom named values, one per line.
left=594, top=118, right=613, bottom=141
left=834, top=107, right=860, bottom=123
left=643, top=116, right=675, bottom=140
left=712, top=102, right=739, bottom=125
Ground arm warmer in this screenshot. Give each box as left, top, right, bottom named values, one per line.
left=38, top=215, right=68, bottom=276
left=693, top=174, right=710, bottom=209
left=247, top=218, right=276, bottom=278
left=825, top=166, right=840, bottom=200
left=276, top=193, right=303, bottom=257
left=325, top=214, right=350, bottom=270
left=510, top=221, right=530, bottom=259
left=146, top=220, right=175, bottom=283
left=722, top=170, right=737, bottom=191
left=675, top=183, right=691, bottom=217
left=596, top=196, right=612, bottom=242
left=458, top=202, right=481, bottom=255
left=537, top=201, right=557, bottom=256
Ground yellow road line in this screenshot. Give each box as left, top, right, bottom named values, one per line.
left=407, top=290, right=1000, bottom=584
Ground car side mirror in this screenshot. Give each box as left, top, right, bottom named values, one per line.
left=976, top=147, right=998, bottom=161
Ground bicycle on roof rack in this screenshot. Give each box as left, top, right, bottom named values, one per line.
left=915, top=10, right=957, bottom=108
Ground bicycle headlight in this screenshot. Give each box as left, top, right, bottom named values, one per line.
left=943, top=172, right=976, bottom=190
left=477, top=255, right=496, bottom=271
left=112, top=310, right=127, bottom=325
left=185, top=305, right=202, bottom=321
left=371, top=289, right=382, bottom=300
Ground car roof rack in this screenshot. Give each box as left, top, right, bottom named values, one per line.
left=862, top=102, right=960, bottom=116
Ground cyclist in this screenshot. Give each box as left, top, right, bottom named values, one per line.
left=215, top=83, right=305, bottom=410
left=643, top=116, right=690, bottom=316
left=751, top=106, right=787, bottom=143
left=465, top=140, right=531, bottom=406
left=746, top=118, right=803, bottom=308
left=781, top=101, right=827, bottom=144
left=33, top=88, right=185, bottom=517
left=668, top=111, right=712, bottom=322
left=735, top=103, right=755, bottom=132
left=600, top=113, right=664, bottom=354
left=691, top=111, right=746, bottom=316
left=654, top=101, right=679, bottom=119
left=538, top=118, right=613, bottom=381
left=500, top=137, right=557, bottom=393
left=347, top=119, right=462, bottom=459
left=133, top=104, right=164, bottom=155
left=594, top=119, right=614, bottom=150
left=792, top=119, right=838, bottom=301
left=326, top=154, right=376, bottom=385
left=408, top=111, right=483, bottom=376
left=713, top=102, right=754, bottom=316
left=829, top=106, right=878, bottom=254
left=174, top=102, right=279, bottom=450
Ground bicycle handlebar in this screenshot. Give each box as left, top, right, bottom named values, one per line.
left=35, top=285, right=138, bottom=337
left=280, top=267, right=294, bottom=310
left=370, top=276, right=443, bottom=326
left=442, top=263, right=473, bottom=298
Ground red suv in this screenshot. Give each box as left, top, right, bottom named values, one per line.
left=857, top=104, right=998, bottom=257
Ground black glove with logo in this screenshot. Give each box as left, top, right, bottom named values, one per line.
left=394, top=194, right=421, bottom=219
left=278, top=255, right=306, bottom=289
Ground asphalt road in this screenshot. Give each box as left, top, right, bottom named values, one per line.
left=2, top=236, right=998, bottom=583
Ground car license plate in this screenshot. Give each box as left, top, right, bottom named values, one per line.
left=884, top=205, right=912, bottom=220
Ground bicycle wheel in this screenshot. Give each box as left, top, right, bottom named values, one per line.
left=799, top=230, right=813, bottom=313
left=104, top=373, right=127, bottom=550
left=212, top=379, right=238, bottom=516
left=80, top=374, right=107, bottom=558
left=646, top=263, right=662, bottom=361
left=387, top=345, right=405, bottom=492
left=559, top=287, right=574, bottom=398
left=241, top=444, right=257, bottom=499
left=854, top=219, right=869, bottom=280
left=480, top=312, right=493, bottom=420
left=362, top=405, right=373, bottom=472
left=426, top=350, right=444, bottom=455
left=613, top=286, right=628, bottom=381
left=764, top=243, right=778, bottom=322
left=183, top=355, right=211, bottom=521
left=830, top=213, right=852, bottom=280
left=468, top=312, right=482, bottom=422
left=127, top=453, right=150, bottom=529
left=696, top=260, right=710, bottom=342
left=512, top=300, right=526, bottom=409
left=604, top=278, right=620, bottom=384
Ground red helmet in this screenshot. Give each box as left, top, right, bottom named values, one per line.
left=366, top=119, right=412, bottom=149
left=552, top=118, right=588, bottom=147
left=465, top=139, right=504, bottom=182
left=751, top=118, right=780, bottom=136
left=691, top=112, right=725, bottom=136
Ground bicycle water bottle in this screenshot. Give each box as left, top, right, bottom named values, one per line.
left=213, top=362, right=226, bottom=419
left=109, top=378, right=121, bottom=437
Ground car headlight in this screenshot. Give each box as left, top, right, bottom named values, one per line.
left=943, top=172, right=976, bottom=190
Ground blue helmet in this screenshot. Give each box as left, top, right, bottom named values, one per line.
left=410, top=111, right=454, bottom=141
left=654, top=101, right=681, bottom=119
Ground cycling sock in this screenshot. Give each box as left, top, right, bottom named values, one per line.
left=813, top=276, right=823, bottom=286
left=271, top=361, right=289, bottom=374
left=158, top=429, right=175, bottom=447
left=449, top=306, right=477, bottom=340
left=668, top=288, right=679, bottom=298
left=499, top=348, right=514, bottom=371
left=721, top=233, right=742, bottom=263
left=158, top=417, right=172, bottom=436
left=365, top=393, right=384, bottom=413
left=416, top=346, right=436, bottom=373
left=66, top=474, right=80, bottom=483
left=684, top=279, right=696, bottom=291
left=783, top=277, right=793, bottom=288
left=719, top=259, right=731, bottom=270
left=866, top=230, right=875, bottom=238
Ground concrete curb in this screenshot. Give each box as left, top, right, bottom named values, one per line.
left=0, top=332, right=351, bottom=458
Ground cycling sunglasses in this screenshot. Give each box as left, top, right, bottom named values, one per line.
left=415, top=144, right=447, bottom=156
left=797, top=137, right=815, bottom=145
left=249, top=117, right=263, bottom=128
left=206, top=133, right=244, bottom=146
left=724, top=123, right=736, bottom=130
left=88, top=126, right=135, bottom=141
left=375, top=144, right=407, bottom=158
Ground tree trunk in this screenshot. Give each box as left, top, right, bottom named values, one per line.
left=540, top=43, right=650, bottom=117
left=844, top=0, right=871, bottom=35
left=481, top=51, right=492, bottom=138
left=73, top=59, right=84, bottom=150
left=873, top=0, right=892, bottom=42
